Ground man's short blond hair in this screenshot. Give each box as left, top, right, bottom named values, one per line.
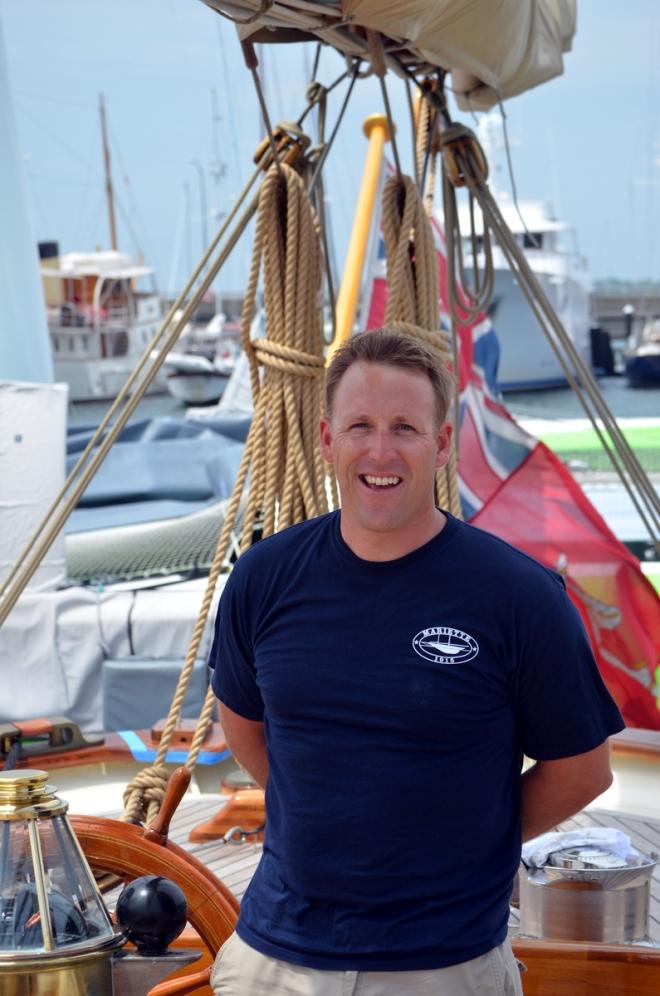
left=325, top=328, right=454, bottom=427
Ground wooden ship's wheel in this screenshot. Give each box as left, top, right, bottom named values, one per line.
left=70, top=769, right=238, bottom=996
left=70, top=814, right=238, bottom=956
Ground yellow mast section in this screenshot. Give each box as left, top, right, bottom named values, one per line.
left=327, top=114, right=391, bottom=362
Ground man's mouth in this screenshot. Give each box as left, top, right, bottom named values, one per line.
left=360, top=474, right=402, bottom=489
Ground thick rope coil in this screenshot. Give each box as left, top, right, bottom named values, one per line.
left=122, top=765, right=170, bottom=825
left=380, top=174, right=462, bottom=518
left=122, top=162, right=327, bottom=825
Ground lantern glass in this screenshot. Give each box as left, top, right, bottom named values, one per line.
left=0, top=821, right=38, bottom=948
left=39, top=814, right=117, bottom=946
left=0, top=771, right=117, bottom=957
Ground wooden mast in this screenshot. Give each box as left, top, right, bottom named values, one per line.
left=99, top=93, right=118, bottom=251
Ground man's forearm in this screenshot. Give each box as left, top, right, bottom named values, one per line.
left=520, top=742, right=614, bottom=842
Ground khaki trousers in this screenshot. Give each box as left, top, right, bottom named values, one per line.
left=211, top=932, right=523, bottom=995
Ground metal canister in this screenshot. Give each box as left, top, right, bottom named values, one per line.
left=519, top=842, right=658, bottom=943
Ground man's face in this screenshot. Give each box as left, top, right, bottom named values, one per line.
left=319, top=361, right=452, bottom=554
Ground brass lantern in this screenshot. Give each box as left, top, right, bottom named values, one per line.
left=0, top=769, right=123, bottom=995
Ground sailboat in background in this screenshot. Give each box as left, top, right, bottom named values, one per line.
left=41, top=244, right=165, bottom=402
left=38, top=95, right=166, bottom=402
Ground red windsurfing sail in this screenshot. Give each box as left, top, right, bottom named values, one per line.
left=364, top=201, right=660, bottom=729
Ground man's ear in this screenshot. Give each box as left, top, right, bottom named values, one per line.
left=319, top=416, right=333, bottom=464
left=435, top=421, right=453, bottom=470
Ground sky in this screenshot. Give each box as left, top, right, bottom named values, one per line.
left=1, top=1, right=659, bottom=300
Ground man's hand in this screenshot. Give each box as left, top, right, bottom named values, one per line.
left=520, top=739, right=614, bottom=842
left=219, top=702, right=269, bottom=788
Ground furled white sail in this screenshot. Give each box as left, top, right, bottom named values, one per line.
left=204, top=0, right=576, bottom=109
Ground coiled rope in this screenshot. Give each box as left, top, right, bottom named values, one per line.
left=122, top=163, right=329, bottom=824
left=380, top=172, right=462, bottom=518
left=440, top=122, right=494, bottom=324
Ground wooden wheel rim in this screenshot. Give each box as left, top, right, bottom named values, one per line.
left=71, top=814, right=238, bottom=955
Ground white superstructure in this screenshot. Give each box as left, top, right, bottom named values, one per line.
left=455, top=114, right=591, bottom=391
left=42, top=249, right=166, bottom=402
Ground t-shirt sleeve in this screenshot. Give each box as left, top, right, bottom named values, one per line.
left=514, top=581, right=625, bottom=760
left=208, top=568, right=264, bottom=722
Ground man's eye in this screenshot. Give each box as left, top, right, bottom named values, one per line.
left=349, top=421, right=369, bottom=430
left=395, top=423, right=415, bottom=432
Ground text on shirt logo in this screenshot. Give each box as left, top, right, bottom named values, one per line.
left=412, top=626, right=479, bottom=664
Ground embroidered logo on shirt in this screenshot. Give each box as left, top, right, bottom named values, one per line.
left=412, top=626, right=479, bottom=664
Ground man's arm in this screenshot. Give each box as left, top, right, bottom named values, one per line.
left=219, top=701, right=269, bottom=788
left=520, top=739, right=614, bottom=842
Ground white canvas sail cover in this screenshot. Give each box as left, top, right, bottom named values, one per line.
left=0, top=381, right=67, bottom=591
left=205, top=0, right=576, bottom=110
left=343, top=0, right=575, bottom=109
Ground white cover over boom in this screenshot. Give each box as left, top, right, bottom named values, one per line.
left=204, top=0, right=576, bottom=110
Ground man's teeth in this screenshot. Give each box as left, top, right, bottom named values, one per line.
left=363, top=475, right=401, bottom=486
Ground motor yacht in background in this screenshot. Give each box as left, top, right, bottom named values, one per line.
left=624, top=316, right=660, bottom=387
left=454, top=112, right=592, bottom=391
left=40, top=245, right=166, bottom=402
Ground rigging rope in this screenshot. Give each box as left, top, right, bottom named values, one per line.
left=436, top=117, right=660, bottom=554
left=413, top=81, right=463, bottom=453
left=440, top=123, right=494, bottom=323
left=380, top=172, right=462, bottom=518
left=122, top=162, right=329, bottom=824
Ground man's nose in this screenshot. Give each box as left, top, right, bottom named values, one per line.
left=368, top=428, right=395, bottom=461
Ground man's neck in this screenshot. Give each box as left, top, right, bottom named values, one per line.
left=339, top=508, right=446, bottom=562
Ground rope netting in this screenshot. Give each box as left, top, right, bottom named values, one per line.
left=65, top=500, right=238, bottom=585
left=122, top=162, right=330, bottom=824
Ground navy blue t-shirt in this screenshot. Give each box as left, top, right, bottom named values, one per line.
left=209, top=511, right=624, bottom=970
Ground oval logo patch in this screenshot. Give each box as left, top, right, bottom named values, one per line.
left=412, top=626, right=479, bottom=664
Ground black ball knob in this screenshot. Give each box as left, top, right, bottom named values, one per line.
left=116, top=876, right=187, bottom=955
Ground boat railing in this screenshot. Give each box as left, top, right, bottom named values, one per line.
left=100, top=304, right=133, bottom=326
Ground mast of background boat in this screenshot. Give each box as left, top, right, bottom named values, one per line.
left=99, top=93, right=118, bottom=251
left=327, top=114, right=390, bottom=361
left=0, top=9, right=67, bottom=592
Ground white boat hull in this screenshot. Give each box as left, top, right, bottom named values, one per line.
left=165, top=370, right=230, bottom=405
left=491, top=267, right=591, bottom=391
left=54, top=356, right=167, bottom=402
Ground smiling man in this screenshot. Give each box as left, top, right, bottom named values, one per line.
left=209, top=328, right=624, bottom=995
left=319, top=353, right=451, bottom=560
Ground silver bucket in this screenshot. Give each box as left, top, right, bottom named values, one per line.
left=519, top=844, right=658, bottom=943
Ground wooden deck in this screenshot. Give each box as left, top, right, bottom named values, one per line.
left=162, top=796, right=660, bottom=943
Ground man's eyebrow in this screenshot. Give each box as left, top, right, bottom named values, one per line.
left=339, top=413, right=420, bottom=425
